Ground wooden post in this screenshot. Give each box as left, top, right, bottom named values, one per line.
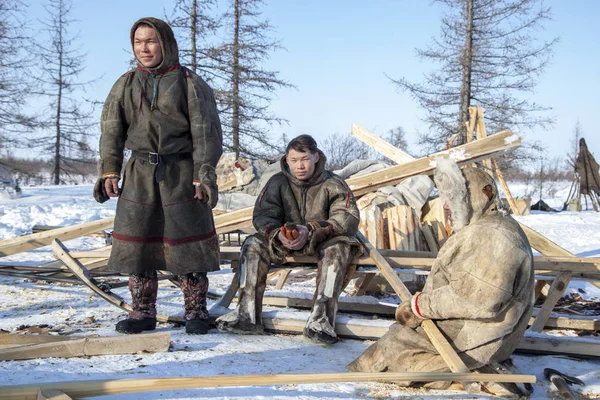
left=0, top=372, right=535, bottom=400
left=0, top=218, right=114, bottom=257
left=274, top=270, right=291, bottom=290
left=520, top=224, right=576, bottom=332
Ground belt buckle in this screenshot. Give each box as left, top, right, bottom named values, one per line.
left=148, top=152, right=159, bottom=165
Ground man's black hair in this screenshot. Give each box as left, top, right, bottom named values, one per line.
left=285, top=135, right=318, bottom=155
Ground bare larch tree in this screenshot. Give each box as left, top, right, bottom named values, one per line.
left=166, top=0, right=222, bottom=82
left=218, top=0, right=294, bottom=158
left=393, top=0, right=558, bottom=153
left=0, top=0, right=37, bottom=155
left=36, top=0, right=97, bottom=184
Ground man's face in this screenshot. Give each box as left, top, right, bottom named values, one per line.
left=286, top=149, right=319, bottom=181
left=133, top=26, right=163, bottom=68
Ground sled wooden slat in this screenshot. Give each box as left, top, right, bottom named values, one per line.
left=0, top=218, right=114, bottom=257
left=0, top=332, right=170, bottom=361
left=350, top=123, right=415, bottom=164
left=253, top=294, right=600, bottom=331
left=219, top=246, right=600, bottom=275
left=520, top=224, right=577, bottom=332
left=0, top=371, right=536, bottom=400
left=0, top=334, right=80, bottom=349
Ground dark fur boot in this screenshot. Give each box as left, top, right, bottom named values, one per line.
left=116, top=272, right=158, bottom=334
left=304, top=242, right=356, bottom=344
left=180, top=272, right=210, bottom=335
left=216, top=235, right=270, bottom=334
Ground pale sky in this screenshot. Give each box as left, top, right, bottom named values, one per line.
left=27, top=0, right=600, bottom=161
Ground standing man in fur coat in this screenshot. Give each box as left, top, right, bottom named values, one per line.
left=348, top=159, right=534, bottom=386
left=216, top=135, right=361, bottom=344
left=94, top=17, right=223, bottom=335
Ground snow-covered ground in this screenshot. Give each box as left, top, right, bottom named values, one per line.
left=0, top=181, right=599, bottom=399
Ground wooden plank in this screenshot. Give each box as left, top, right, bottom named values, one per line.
left=0, top=218, right=114, bottom=257
left=0, top=372, right=535, bottom=400
left=355, top=273, right=376, bottom=297
left=274, top=270, right=291, bottom=290
left=348, top=130, right=520, bottom=197
left=356, top=232, right=472, bottom=377
left=350, top=123, right=415, bottom=164
left=257, top=294, right=600, bottom=331
left=37, top=390, right=72, bottom=400
left=220, top=246, right=600, bottom=275
left=518, top=335, right=600, bottom=357
left=530, top=271, right=573, bottom=332
left=0, top=334, right=80, bottom=349
left=519, top=223, right=577, bottom=332
left=492, top=158, right=521, bottom=216
left=421, top=197, right=449, bottom=247
left=0, top=332, right=170, bottom=361
left=473, top=107, right=493, bottom=171
left=421, top=224, right=439, bottom=252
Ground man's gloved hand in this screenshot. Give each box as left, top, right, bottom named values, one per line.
left=196, top=164, right=219, bottom=208
left=277, top=224, right=309, bottom=251
left=104, top=177, right=120, bottom=197
left=93, top=178, right=110, bottom=203
left=395, top=300, right=424, bottom=328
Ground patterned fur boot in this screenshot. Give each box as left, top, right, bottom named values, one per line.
left=180, top=272, right=210, bottom=335
left=116, top=272, right=158, bottom=334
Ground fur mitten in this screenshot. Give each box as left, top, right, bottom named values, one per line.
left=305, top=221, right=334, bottom=255
left=93, top=178, right=109, bottom=204
left=395, top=300, right=424, bottom=328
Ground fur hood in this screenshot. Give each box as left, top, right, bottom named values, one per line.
left=130, top=17, right=179, bottom=72
left=433, top=158, right=504, bottom=231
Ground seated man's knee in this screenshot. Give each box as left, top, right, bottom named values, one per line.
left=242, top=235, right=267, bottom=255
left=321, top=241, right=351, bottom=258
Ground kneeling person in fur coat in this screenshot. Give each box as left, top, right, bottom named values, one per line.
left=94, top=17, right=223, bottom=335
left=348, top=159, right=534, bottom=386
left=216, top=135, right=361, bottom=344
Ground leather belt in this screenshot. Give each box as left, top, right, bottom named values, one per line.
left=131, top=150, right=192, bottom=182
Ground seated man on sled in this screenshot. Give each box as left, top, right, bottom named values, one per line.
left=348, top=159, right=535, bottom=389
left=216, top=134, right=361, bottom=344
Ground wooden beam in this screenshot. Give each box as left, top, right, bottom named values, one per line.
left=520, top=223, right=577, bottom=332
left=0, top=332, right=170, bottom=361
left=0, top=218, right=114, bottom=257
left=350, top=123, right=414, bottom=164
left=492, top=158, right=521, bottom=216
left=220, top=246, right=600, bottom=275
left=0, top=334, right=79, bottom=349
left=274, top=269, right=291, bottom=290
left=250, top=294, right=600, bottom=331
left=518, top=335, right=600, bottom=357
left=0, top=371, right=535, bottom=400
left=348, top=130, right=520, bottom=197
